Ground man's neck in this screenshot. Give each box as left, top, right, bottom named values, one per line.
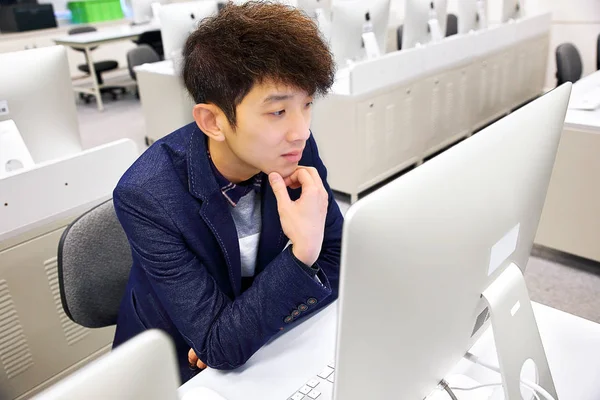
left=208, top=138, right=260, bottom=184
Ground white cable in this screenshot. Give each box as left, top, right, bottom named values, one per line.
left=464, top=352, right=556, bottom=400
left=449, top=382, right=541, bottom=400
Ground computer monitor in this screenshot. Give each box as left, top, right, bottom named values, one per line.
left=333, top=84, right=571, bottom=399
left=297, top=0, right=331, bottom=18
left=329, top=0, right=390, bottom=67
left=402, top=0, right=447, bottom=49
left=0, top=46, right=81, bottom=164
left=0, top=120, right=34, bottom=178
left=501, top=0, right=522, bottom=22
left=457, top=0, right=488, bottom=33
left=160, top=1, right=219, bottom=60
left=33, top=330, right=180, bottom=400
left=130, top=0, right=164, bottom=24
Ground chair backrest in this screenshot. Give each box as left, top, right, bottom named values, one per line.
left=446, top=13, right=458, bottom=37
left=397, top=25, right=403, bottom=51
left=57, top=199, right=132, bottom=328
left=555, top=43, right=583, bottom=86
left=68, top=26, right=98, bottom=53
left=135, top=30, right=164, bottom=59
left=597, top=33, right=600, bottom=71
left=127, top=44, right=161, bottom=80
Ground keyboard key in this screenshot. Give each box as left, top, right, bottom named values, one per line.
left=327, top=373, right=334, bottom=383
left=308, top=389, right=321, bottom=399
left=306, top=379, right=320, bottom=388
left=318, top=367, right=334, bottom=379
left=327, top=360, right=335, bottom=368
left=299, top=385, right=311, bottom=395
left=290, top=393, right=304, bottom=400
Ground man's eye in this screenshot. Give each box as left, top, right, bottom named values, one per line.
left=271, top=110, right=285, bottom=116
left=306, top=101, right=313, bottom=108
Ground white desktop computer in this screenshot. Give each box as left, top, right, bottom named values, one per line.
left=332, top=84, right=571, bottom=400
left=297, top=0, right=331, bottom=18
left=502, top=0, right=523, bottom=22
left=32, top=330, right=180, bottom=400
left=160, top=1, right=219, bottom=60
left=402, top=0, right=447, bottom=49
left=329, top=0, right=390, bottom=68
left=128, top=0, right=166, bottom=24
left=457, top=0, right=488, bottom=33
left=0, top=46, right=81, bottom=165
left=0, top=120, right=34, bottom=179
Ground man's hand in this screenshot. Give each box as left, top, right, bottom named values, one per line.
left=269, top=167, right=328, bottom=266
left=188, top=348, right=207, bottom=370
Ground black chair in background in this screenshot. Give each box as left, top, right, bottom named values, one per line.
left=133, top=30, right=164, bottom=60
left=555, top=43, right=583, bottom=86
left=446, top=13, right=458, bottom=37
left=68, top=26, right=127, bottom=103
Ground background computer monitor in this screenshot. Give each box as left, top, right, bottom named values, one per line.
left=129, top=0, right=165, bottom=24
left=402, top=0, right=433, bottom=49
left=334, top=84, right=571, bottom=399
left=160, top=1, right=218, bottom=60
left=329, top=0, right=390, bottom=67
left=33, top=330, right=180, bottom=400
left=0, top=46, right=81, bottom=164
left=297, top=0, right=331, bottom=18
left=457, top=0, right=478, bottom=33
left=501, top=0, right=522, bottom=22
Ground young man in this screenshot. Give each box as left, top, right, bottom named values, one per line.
left=111, top=1, right=343, bottom=383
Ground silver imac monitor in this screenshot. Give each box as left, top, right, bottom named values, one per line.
left=160, top=1, right=219, bottom=60
left=329, top=0, right=390, bottom=67
left=402, top=0, right=432, bottom=49
left=502, top=0, right=522, bottom=22
left=298, top=0, right=332, bottom=18
left=0, top=46, right=81, bottom=164
left=33, top=330, right=180, bottom=400
left=334, top=84, right=571, bottom=399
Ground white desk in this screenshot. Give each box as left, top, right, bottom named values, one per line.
left=53, top=22, right=160, bottom=111
left=535, top=71, right=600, bottom=263
left=179, top=301, right=600, bottom=400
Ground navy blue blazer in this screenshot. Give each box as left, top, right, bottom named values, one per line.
left=112, top=122, right=343, bottom=383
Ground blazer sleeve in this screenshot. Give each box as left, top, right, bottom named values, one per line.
left=113, top=138, right=342, bottom=369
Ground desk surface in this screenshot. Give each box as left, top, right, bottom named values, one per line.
left=565, top=70, right=600, bottom=132
left=179, top=302, right=600, bottom=400
left=53, top=22, right=160, bottom=46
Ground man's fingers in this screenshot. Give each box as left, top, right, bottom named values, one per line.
left=269, top=172, right=292, bottom=206
left=188, top=348, right=198, bottom=365
left=296, top=168, right=315, bottom=188
left=301, top=167, right=324, bottom=189
left=196, top=359, right=207, bottom=369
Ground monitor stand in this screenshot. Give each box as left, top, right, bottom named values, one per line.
left=428, top=18, right=444, bottom=42
left=481, top=263, right=558, bottom=399
left=361, top=32, right=381, bottom=60
left=476, top=0, right=487, bottom=30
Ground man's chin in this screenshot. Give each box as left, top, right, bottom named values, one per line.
left=265, top=164, right=298, bottom=180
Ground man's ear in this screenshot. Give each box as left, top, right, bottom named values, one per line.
left=193, top=104, right=226, bottom=142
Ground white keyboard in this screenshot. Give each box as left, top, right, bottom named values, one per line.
left=287, top=361, right=335, bottom=400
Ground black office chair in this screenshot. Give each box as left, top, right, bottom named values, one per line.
left=68, top=26, right=126, bottom=103
left=127, top=44, right=161, bottom=98
left=132, top=30, right=164, bottom=60
left=555, top=43, right=583, bottom=86
left=597, top=33, right=600, bottom=71
left=446, top=13, right=458, bottom=37
left=57, top=199, right=131, bottom=328
left=397, top=25, right=403, bottom=50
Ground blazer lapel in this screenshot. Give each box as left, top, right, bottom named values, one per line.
left=186, top=125, right=242, bottom=296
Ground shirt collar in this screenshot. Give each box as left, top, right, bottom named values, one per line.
left=207, top=149, right=262, bottom=207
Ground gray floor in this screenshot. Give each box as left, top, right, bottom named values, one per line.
left=76, top=93, right=600, bottom=324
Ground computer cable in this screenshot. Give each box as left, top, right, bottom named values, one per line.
left=463, top=352, right=556, bottom=400
left=449, top=382, right=541, bottom=400
left=439, top=379, right=459, bottom=400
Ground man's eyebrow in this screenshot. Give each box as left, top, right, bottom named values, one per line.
left=262, top=94, right=294, bottom=104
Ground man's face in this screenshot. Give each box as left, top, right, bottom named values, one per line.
left=221, top=81, right=313, bottom=179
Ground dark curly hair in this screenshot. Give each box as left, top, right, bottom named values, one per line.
left=182, top=1, right=335, bottom=128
